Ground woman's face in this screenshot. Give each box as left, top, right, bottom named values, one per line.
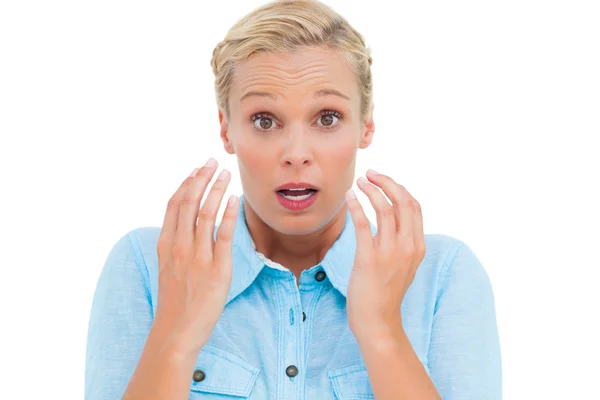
left=220, top=46, right=374, bottom=235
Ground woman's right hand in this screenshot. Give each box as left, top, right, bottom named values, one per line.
left=154, top=158, right=239, bottom=357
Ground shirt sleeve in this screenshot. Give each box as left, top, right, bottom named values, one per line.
left=428, top=241, right=502, bottom=399
left=85, top=230, right=154, bottom=400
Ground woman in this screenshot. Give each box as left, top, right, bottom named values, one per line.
left=85, top=1, right=502, bottom=399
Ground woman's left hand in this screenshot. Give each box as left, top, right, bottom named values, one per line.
left=345, top=169, right=426, bottom=340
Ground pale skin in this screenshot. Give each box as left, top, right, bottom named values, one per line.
left=219, top=46, right=369, bottom=279
left=123, top=46, right=440, bottom=399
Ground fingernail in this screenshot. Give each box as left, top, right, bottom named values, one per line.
left=217, top=169, right=229, bottom=181
left=358, top=177, right=368, bottom=185
left=228, top=194, right=237, bottom=207
left=346, top=188, right=356, bottom=199
left=205, top=158, right=217, bottom=168
left=367, top=169, right=379, bottom=175
left=190, top=168, right=199, bottom=177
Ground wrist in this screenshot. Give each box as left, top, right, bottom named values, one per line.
left=351, top=316, right=405, bottom=344
left=149, top=317, right=207, bottom=363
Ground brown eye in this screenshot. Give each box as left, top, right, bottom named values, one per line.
left=259, top=117, right=273, bottom=129
left=252, top=114, right=277, bottom=130
left=316, top=112, right=341, bottom=128
left=320, top=115, right=334, bottom=126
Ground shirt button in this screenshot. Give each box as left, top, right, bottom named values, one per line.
left=302, top=312, right=306, bottom=321
left=285, top=365, right=298, bottom=377
left=192, top=369, right=206, bottom=382
left=315, top=271, right=326, bottom=282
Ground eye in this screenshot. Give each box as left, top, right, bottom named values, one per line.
left=251, top=113, right=279, bottom=131
left=316, top=110, right=343, bottom=128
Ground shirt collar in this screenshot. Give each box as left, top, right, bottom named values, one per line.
left=219, top=194, right=377, bottom=305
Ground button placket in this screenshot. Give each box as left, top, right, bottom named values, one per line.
left=280, top=273, right=304, bottom=398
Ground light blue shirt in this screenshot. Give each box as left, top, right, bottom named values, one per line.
left=85, top=195, right=502, bottom=399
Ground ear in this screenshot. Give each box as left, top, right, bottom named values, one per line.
left=358, top=103, right=375, bottom=149
left=219, top=109, right=235, bottom=154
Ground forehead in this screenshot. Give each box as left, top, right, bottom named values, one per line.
left=231, top=47, right=358, bottom=101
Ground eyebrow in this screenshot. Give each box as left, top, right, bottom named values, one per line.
left=240, top=88, right=350, bottom=102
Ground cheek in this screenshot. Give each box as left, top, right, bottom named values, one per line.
left=322, top=134, right=357, bottom=168
left=235, top=140, right=274, bottom=179
left=237, top=143, right=261, bottom=168
left=316, top=136, right=357, bottom=191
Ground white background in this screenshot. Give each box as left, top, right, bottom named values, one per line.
left=1, top=0, right=598, bottom=398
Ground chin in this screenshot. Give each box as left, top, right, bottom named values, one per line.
left=280, top=203, right=345, bottom=236
left=267, top=212, right=322, bottom=236
left=246, top=191, right=344, bottom=235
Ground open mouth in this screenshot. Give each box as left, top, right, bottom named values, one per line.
left=277, top=188, right=318, bottom=201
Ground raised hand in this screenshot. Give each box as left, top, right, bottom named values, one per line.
left=154, top=158, right=239, bottom=357
left=345, top=169, right=426, bottom=340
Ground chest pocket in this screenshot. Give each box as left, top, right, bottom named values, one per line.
left=189, top=345, right=260, bottom=399
left=328, top=364, right=374, bottom=400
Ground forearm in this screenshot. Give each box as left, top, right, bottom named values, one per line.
left=356, top=320, right=441, bottom=400
left=122, top=318, right=203, bottom=400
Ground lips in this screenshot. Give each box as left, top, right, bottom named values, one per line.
left=276, top=187, right=319, bottom=211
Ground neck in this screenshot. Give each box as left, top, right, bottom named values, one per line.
left=243, top=199, right=348, bottom=279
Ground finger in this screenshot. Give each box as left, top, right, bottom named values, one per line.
left=161, top=167, right=198, bottom=244
left=175, top=159, right=219, bottom=247
left=398, top=189, right=416, bottom=239
left=412, top=198, right=425, bottom=254
left=195, top=168, right=231, bottom=256
left=345, top=188, right=374, bottom=258
left=213, top=194, right=239, bottom=276
left=356, top=177, right=395, bottom=251
left=365, top=170, right=412, bottom=237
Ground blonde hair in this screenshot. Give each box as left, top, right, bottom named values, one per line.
left=210, top=0, right=373, bottom=121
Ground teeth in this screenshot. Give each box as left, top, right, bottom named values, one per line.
left=287, top=188, right=308, bottom=191
left=281, top=192, right=316, bottom=201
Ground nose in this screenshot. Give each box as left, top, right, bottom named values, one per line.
left=280, top=128, right=313, bottom=168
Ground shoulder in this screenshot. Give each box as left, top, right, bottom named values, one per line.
left=423, top=233, right=465, bottom=261
left=409, top=233, right=493, bottom=302
left=125, top=226, right=162, bottom=255
left=423, top=233, right=488, bottom=279
left=106, top=226, right=161, bottom=266
left=414, top=233, right=467, bottom=284
left=102, top=227, right=161, bottom=292
left=421, top=234, right=496, bottom=314
left=120, top=225, right=236, bottom=266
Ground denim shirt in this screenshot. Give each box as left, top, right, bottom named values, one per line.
left=85, top=195, right=502, bottom=399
